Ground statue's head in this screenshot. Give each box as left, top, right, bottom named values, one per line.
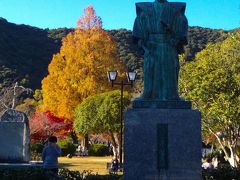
left=156, top=0, right=167, bottom=3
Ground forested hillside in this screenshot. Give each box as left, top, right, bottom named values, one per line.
left=0, top=17, right=233, bottom=90
left=109, top=27, right=228, bottom=74
left=0, top=18, right=71, bottom=89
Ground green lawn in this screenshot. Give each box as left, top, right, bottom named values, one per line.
left=59, top=156, right=113, bottom=175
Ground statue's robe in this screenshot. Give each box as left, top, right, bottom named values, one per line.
left=133, top=1, right=188, bottom=100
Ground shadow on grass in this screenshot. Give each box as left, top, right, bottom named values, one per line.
left=59, top=163, right=78, bottom=168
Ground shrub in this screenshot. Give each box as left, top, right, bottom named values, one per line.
left=202, top=164, right=240, bottom=180
left=59, top=168, right=83, bottom=179
left=30, top=142, right=44, bottom=154
left=0, top=168, right=48, bottom=180
left=59, top=169, right=122, bottom=180
left=88, top=144, right=110, bottom=156
left=0, top=168, right=122, bottom=180
left=30, top=142, right=44, bottom=161
left=58, top=138, right=77, bottom=156
left=85, top=174, right=122, bottom=180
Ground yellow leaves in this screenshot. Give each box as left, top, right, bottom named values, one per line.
left=41, top=24, right=126, bottom=121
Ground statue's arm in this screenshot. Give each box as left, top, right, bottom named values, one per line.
left=178, top=14, right=188, bottom=45
left=133, top=16, right=143, bottom=44
left=133, top=14, right=150, bottom=55
left=172, top=13, right=188, bottom=54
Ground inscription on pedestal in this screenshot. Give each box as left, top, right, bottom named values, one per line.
left=157, top=124, right=168, bottom=170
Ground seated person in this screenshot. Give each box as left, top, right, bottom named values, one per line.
left=202, top=158, right=213, bottom=169
left=76, top=145, right=82, bottom=156
left=82, top=146, right=88, bottom=156
left=111, top=156, right=119, bottom=172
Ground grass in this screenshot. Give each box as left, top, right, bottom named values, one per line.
left=59, top=156, right=113, bottom=175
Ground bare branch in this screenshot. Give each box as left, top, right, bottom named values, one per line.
left=0, top=82, right=33, bottom=114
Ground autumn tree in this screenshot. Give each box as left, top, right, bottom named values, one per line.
left=30, top=111, right=72, bottom=142
left=74, top=90, right=131, bottom=157
left=16, top=98, right=37, bottom=119
left=15, top=89, right=44, bottom=119
left=41, top=5, right=125, bottom=121
left=179, top=32, right=240, bottom=167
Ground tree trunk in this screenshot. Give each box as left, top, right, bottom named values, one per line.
left=210, top=129, right=230, bottom=160
left=83, top=134, right=89, bottom=149
left=70, top=131, right=78, bottom=144
left=228, top=144, right=239, bottom=167
left=212, top=130, right=239, bottom=167
left=112, top=146, right=118, bottom=158
left=114, top=133, right=120, bottom=158
left=109, top=132, right=119, bottom=158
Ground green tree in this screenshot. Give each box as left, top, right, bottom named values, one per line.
left=179, top=32, right=240, bottom=167
left=16, top=98, right=37, bottom=119
left=74, top=90, right=131, bottom=157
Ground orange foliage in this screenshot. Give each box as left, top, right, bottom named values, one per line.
left=41, top=5, right=126, bottom=121
left=30, top=111, right=71, bottom=141
left=77, top=5, right=102, bottom=30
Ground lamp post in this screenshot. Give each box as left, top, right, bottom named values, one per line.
left=107, top=70, right=137, bottom=169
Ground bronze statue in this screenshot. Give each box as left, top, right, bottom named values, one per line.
left=133, top=0, right=188, bottom=100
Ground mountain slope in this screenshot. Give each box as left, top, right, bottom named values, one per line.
left=0, top=17, right=234, bottom=90
left=0, top=18, right=70, bottom=89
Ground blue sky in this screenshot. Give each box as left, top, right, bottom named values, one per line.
left=0, top=0, right=239, bottom=30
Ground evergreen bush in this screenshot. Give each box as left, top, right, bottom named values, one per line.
left=58, top=138, right=77, bottom=156
left=88, top=144, right=110, bottom=156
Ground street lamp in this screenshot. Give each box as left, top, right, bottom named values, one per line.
left=107, top=70, right=137, bottom=169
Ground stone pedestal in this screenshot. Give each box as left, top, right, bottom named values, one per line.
left=124, top=108, right=201, bottom=180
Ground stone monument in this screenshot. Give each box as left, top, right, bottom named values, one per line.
left=124, top=0, right=202, bottom=179
left=0, top=109, right=30, bottom=163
